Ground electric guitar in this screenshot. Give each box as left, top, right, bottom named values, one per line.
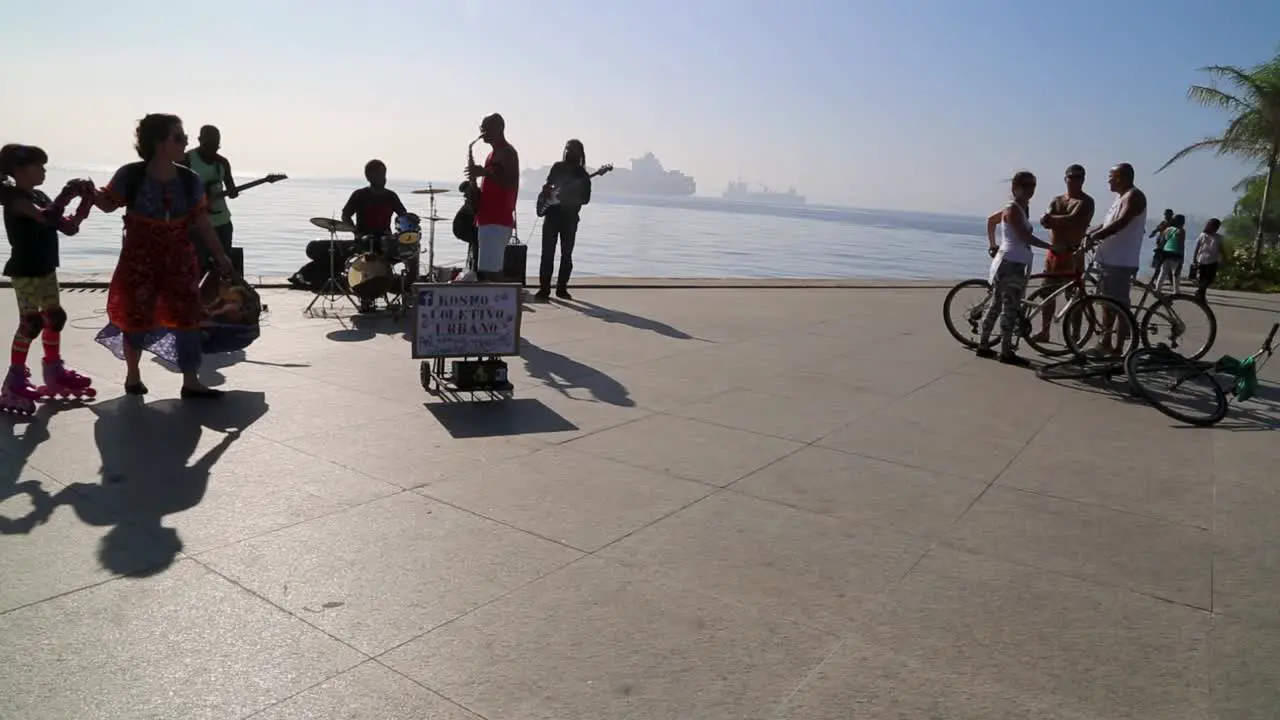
left=536, top=164, right=613, bottom=217
left=208, top=173, right=288, bottom=201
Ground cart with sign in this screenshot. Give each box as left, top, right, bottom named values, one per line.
left=411, top=283, right=522, bottom=400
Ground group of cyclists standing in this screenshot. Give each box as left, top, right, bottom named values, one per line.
left=977, top=162, right=1225, bottom=366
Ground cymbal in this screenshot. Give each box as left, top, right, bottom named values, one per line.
left=310, top=217, right=357, bottom=233
left=411, top=188, right=450, bottom=194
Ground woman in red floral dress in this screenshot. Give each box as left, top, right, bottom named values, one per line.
left=93, top=113, right=235, bottom=398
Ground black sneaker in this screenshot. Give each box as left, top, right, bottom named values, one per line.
left=975, top=346, right=996, bottom=359
left=998, top=352, right=1030, bottom=367
left=533, top=290, right=551, bottom=302
left=555, top=289, right=573, bottom=300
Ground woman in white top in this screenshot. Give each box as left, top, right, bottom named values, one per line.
left=1190, top=217, right=1223, bottom=303
left=977, top=171, right=1053, bottom=365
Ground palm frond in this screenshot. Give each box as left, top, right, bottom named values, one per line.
left=1155, top=138, right=1223, bottom=174
left=1233, top=173, right=1268, bottom=193
left=1187, top=85, right=1250, bottom=113
left=1198, top=64, right=1270, bottom=101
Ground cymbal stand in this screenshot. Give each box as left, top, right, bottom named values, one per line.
left=305, top=224, right=358, bottom=316
left=426, top=183, right=438, bottom=282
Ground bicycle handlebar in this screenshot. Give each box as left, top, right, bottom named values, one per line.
left=1265, top=323, right=1278, bottom=352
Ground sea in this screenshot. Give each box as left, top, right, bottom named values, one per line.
left=4, top=165, right=1160, bottom=280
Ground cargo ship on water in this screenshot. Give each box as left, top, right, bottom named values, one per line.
left=721, top=180, right=806, bottom=206
left=522, top=152, right=695, bottom=197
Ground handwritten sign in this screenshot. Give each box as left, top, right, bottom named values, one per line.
left=411, top=283, right=522, bottom=359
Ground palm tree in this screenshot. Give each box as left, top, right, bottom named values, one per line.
left=1156, top=55, right=1280, bottom=270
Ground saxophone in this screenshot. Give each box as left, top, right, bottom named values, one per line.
left=465, top=135, right=482, bottom=210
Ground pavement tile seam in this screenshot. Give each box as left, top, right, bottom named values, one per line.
left=555, top=411, right=812, bottom=487
left=912, top=542, right=1218, bottom=617
left=364, top=552, right=596, bottom=662
left=366, top=658, right=495, bottom=720
left=763, top=637, right=853, bottom=720
left=646, top=407, right=850, bottom=448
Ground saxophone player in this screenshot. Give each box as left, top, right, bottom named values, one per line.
left=466, top=114, right=519, bottom=282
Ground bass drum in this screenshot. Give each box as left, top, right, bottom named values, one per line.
left=345, top=253, right=393, bottom=300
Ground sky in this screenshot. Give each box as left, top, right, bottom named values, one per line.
left=2, top=0, right=1278, bottom=217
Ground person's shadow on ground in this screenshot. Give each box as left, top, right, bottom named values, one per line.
left=520, top=339, right=635, bottom=407
left=0, top=404, right=75, bottom=535
left=557, top=298, right=700, bottom=340
left=41, top=391, right=268, bottom=576
left=151, top=350, right=310, bottom=388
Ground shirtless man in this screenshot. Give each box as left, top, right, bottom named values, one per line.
left=1085, top=163, right=1148, bottom=354
left=1033, top=164, right=1094, bottom=342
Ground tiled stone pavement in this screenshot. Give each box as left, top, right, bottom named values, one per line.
left=1, top=286, right=1278, bottom=719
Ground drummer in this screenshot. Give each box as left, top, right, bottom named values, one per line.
left=341, top=159, right=408, bottom=237
left=341, top=159, right=411, bottom=310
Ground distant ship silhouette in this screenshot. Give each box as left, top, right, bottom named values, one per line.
left=721, top=180, right=806, bottom=206
left=523, top=152, right=695, bottom=197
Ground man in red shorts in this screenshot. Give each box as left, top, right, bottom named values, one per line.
left=1033, top=164, right=1095, bottom=343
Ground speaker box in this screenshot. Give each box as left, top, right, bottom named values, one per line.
left=503, top=244, right=528, bottom=286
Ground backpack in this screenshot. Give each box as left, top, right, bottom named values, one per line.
left=117, top=161, right=202, bottom=213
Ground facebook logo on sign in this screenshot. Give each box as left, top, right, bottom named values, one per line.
left=418, top=290, right=434, bottom=307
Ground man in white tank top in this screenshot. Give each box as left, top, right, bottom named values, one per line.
left=1085, top=163, right=1148, bottom=353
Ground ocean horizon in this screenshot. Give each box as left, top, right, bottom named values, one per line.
left=4, top=165, right=1168, bottom=281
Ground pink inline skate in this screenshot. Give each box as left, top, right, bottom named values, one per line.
left=1, top=365, right=41, bottom=415
left=37, top=358, right=96, bottom=400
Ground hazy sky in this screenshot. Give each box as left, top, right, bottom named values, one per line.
left=2, top=0, right=1278, bottom=217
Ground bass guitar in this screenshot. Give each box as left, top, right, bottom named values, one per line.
left=536, top=164, right=613, bottom=218
left=208, top=173, right=288, bottom=201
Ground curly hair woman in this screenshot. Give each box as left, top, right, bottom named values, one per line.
left=93, top=113, right=235, bottom=398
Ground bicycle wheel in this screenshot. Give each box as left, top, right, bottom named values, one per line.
left=942, top=279, right=996, bottom=349
left=1139, top=293, right=1217, bottom=360
left=1124, top=347, right=1228, bottom=426
left=1062, top=295, right=1139, bottom=360
left=1021, top=284, right=1079, bottom=358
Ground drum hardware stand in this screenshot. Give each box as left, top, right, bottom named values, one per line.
left=425, top=184, right=439, bottom=281
left=305, top=221, right=358, bottom=317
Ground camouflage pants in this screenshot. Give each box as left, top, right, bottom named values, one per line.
left=980, top=260, right=1028, bottom=353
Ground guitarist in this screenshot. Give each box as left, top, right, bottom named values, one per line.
left=184, top=125, right=238, bottom=273
left=535, top=139, right=592, bottom=301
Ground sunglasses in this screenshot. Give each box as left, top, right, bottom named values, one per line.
left=1065, top=174, right=1084, bottom=181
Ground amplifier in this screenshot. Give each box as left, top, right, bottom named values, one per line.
left=450, top=359, right=510, bottom=391
left=503, top=244, right=527, bottom=286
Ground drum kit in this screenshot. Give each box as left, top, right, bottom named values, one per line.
left=303, top=185, right=450, bottom=317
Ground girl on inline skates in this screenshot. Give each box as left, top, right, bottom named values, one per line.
left=0, top=144, right=97, bottom=414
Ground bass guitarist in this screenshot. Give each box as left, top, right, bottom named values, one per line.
left=184, top=125, right=238, bottom=273
left=536, top=139, right=592, bottom=300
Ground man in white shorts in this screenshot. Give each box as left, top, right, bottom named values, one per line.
left=467, top=114, right=520, bottom=281
left=1085, top=163, right=1148, bottom=354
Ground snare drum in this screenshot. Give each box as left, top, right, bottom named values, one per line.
left=395, top=213, right=422, bottom=261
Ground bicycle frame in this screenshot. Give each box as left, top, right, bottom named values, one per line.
left=1019, top=251, right=1100, bottom=324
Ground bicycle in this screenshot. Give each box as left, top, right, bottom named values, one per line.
left=1123, top=322, right=1278, bottom=427
left=942, top=249, right=1139, bottom=360
left=1113, top=270, right=1217, bottom=360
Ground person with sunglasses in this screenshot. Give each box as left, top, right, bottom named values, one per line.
left=977, top=171, right=1053, bottom=365
left=93, top=113, right=236, bottom=399
left=0, top=144, right=97, bottom=413
left=1032, top=164, right=1095, bottom=343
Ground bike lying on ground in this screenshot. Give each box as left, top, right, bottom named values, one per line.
left=1122, top=322, right=1277, bottom=427
left=942, top=250, right=1139, bottom=360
